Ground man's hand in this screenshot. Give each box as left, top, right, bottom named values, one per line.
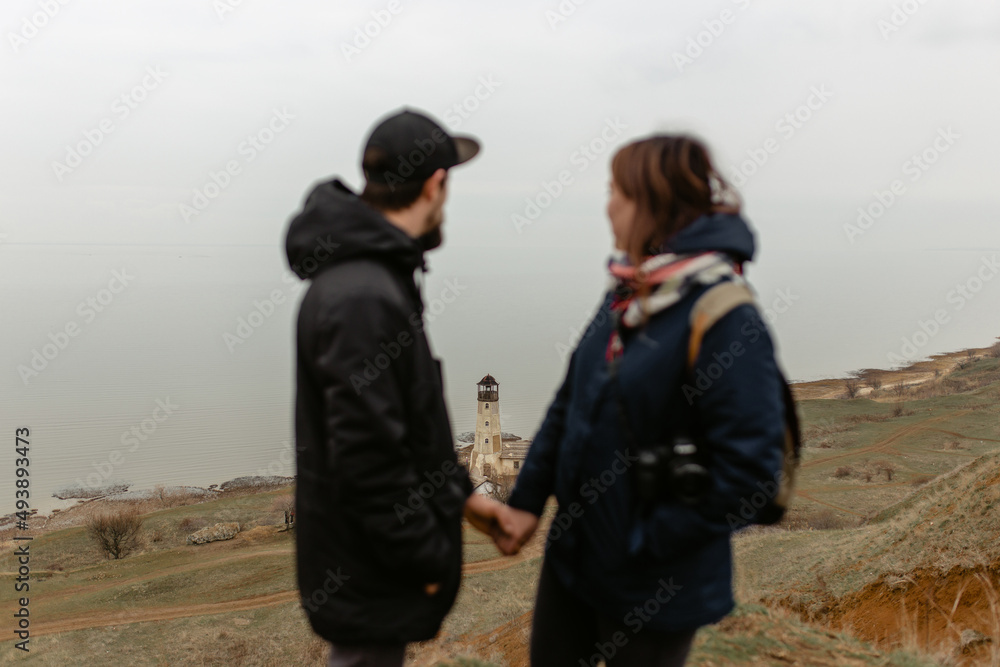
left=494, top=505, right=539, bottom=556
left=464, top=493, right=502, bottom=537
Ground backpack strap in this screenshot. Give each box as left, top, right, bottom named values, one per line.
left=687, top=281, right=756, bottom=372
left=686, top=280, right=801, bottom=524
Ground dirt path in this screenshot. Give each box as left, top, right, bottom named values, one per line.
left=805, top=481, right=913, bottom=493
left=461, top=538, right=543, bottom=575
left=25, top=548, right=294, bottom=603
left=27, top=540, right=538, bottom=638
left=802, top=413, right=967, bottom=470
left=29, top=590, right=299, bottom=638
left=926, top=428, right=1000, bottom=443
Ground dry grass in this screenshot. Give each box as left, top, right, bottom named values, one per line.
left=828, top=459, right=898, bottom=484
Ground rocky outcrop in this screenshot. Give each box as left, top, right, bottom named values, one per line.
left=186, top=522, right=240, bottom=545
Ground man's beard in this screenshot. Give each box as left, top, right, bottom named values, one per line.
left=418, top=226, right=442, bottom=251
left=418, top=207, right=444, bottom=251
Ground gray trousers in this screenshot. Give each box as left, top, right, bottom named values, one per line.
left=327, top=642, right=406, bottom=667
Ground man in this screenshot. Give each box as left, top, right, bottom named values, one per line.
left=285, top=108, right=506, bottom=667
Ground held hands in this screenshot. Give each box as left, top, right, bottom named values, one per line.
left=427, top=497, right=539, bottom=596
left=463, top=494, right=539, bottom=557
left=494, top=505, right=538, bottom=556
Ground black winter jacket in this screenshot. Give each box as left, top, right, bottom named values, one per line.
left=285, top=178, right=472, bottom=644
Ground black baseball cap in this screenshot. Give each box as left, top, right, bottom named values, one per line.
left=361, top=108, right=480, bottom=188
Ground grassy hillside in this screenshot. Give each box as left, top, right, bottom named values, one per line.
left=3, top=347, right=998, bottom=665
left=736, top=352, right=1000, bottom=665
left=0, top=489, right=934, bottom=666
left=784, top=355, right=1000, bottom=527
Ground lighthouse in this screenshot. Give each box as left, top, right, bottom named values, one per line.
left=470, top=374, right=502, bottom=478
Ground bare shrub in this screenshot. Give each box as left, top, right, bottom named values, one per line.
left=942, top=440, right=967, bottom=451
left=872, top=459, right=896, bottom=481
left=834, top=466, right=854, bottom=479
left=272, top=495, right=295, bottom=528
left=966, top=348, right=977, bottom=359
left=868, top=376, right=884, bottom=390
left=844, top=379, right=861, bottom=398
left=910, top=475, right=934, bottom=487
left=893, top=381, right=907, bottom=397
left=990, top=342, right=1000, bottom=358
left=88, top=509, right=143, bottom=559
left=892, top=402, right=905, bottom=418
left=485, top=472, right=515, bottom=504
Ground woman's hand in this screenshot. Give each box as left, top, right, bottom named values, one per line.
left=494, top=505, right=539, bottom=556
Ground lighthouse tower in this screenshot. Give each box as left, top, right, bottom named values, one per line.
left=470, top=374, right=502, bottom=478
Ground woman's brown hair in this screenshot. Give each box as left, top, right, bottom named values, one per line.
left=610, top=134, right=740, bottom=264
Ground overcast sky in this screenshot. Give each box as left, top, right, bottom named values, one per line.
left=2, top=0, right=997, bottom=250
left=3, top=2, right=1000, bottom=502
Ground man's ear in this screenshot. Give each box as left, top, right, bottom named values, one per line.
left=421, top=168, right=447, bottom=202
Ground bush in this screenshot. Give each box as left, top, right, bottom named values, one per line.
left=485, top=472, right=515, bottom=504
left=88, top=509, right=143, bottom=559
left=272, top=495, right=295, bottom=528
left=844, top=379, right=861, bottom=398
left=872, top=459, right=896, bottom=481
left=834, top=466, right=853, bottom=479
left=990, top=342, right=1000, bottom=359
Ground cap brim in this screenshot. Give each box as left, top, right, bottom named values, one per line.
left=453, top=136, right=481, bottom=166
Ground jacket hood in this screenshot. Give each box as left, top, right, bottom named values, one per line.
left=285, top=178, right=424, bottom=280
left=661, top=211, right=756, bottom=263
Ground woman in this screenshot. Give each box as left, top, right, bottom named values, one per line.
left=498, top=135, right=788, bottom=666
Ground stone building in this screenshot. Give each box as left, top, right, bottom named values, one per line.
left=498, top=440, right=530, bottom=476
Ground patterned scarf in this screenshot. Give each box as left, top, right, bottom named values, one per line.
left=605, top=250, right=745, bottom=362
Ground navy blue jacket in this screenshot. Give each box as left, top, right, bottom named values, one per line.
left=508, top=212, right=786, bottom=632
